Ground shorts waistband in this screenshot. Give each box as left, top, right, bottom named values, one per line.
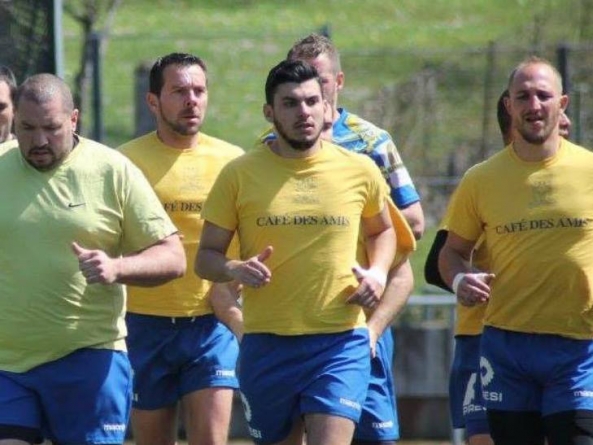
left=126, top=312, right=214, bottom=326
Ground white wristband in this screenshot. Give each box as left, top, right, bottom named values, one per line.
left=451, top=272, right=466, bottom=296
left=367, top=268, right=388, bottom=289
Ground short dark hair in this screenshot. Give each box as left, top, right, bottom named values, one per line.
left=149, top=52, right=207, bottom=95
left=265, top=60, right=321, bottom=105
left=0, top=65, right=17, bottom=104
left=496, top=89, right=512, bottom=145
left=15, top=73, right=74, bottom=112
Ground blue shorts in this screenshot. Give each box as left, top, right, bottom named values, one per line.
left=126, top=313, right=239, bottom=410
left=481, top=326, right=593, bottom=415
left=354, top=328, right=400, bottom=441
left=449, top=335, right=489, bottom=437
left=0, top=348, right=131, bottom=445
left=239, top=328, right=371, bottom=444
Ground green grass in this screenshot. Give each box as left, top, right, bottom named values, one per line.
left=62, top=0, right=589, bottom=150
left=60, top=0, right=590, bottom=294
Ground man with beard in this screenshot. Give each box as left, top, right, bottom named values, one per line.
left=439, top=56, right=593, bottom=444
left=118, top=53, right=243, bottom=445
left=425, top=89, right=572, bottom=445
left=195, top=59, right=396, bottom=445
left=0, top=73, right=185, bottom=445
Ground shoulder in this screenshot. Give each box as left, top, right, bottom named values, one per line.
left=199, top=133, right=245, bottom=158
left=77, top=137, right=144, bottom=175
left=338, top=109, right=391, bottom=137
left=323, top=141, right=381, bottom=171
left=117, top=132, right=158, bottom=157
left=463, top=147, right=510, bottom=179
left=565, top=139, right=593, bottom=159
left=333, top=108, right=394, bottom=151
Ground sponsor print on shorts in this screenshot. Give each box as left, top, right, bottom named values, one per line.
left=240, top=392, right=262, bottom=440
left=215, top=369, right=236, bottom=378
left=102, top=423, right=126, bottom=432
left=372, top=420, right=394, bottom=429
left=339, top=397, right=361, bottom=411
left=462, top=372, right=486, bottom=415
left=574, top=390, right=593, bottom=398
left=480, top=356, right=503, bottom=403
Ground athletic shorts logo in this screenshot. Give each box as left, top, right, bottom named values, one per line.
left=462, top=372, right=486, bottom=415
left=103, top=423, right=126, bottom=432
left=240, top=391, right=252, bottom=422
left=480, top=356, right=494, bottom=386
left=480, top=356, right=503, bottom=402
left=215, top=369, right=236, bottom=378
left=574, top=390, right=593, bottom=398
left=339, top=397, right=361, bottom=411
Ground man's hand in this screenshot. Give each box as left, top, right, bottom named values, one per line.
left=346, top=265, right=387, bottom=309
left=228, top=246, right=273, bottom=288
left=453, top=272, right=495, bottom=306
left=72, top=242, right=120, bottom=285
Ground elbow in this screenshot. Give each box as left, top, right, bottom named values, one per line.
left=194, top=249, right=209, bottom=280
left=173, top=256, right=187, bottom=279
left=410, top=216, right=425, bottom=240
left=168, top=239, right=187, bottom=280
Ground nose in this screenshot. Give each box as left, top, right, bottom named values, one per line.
left=31, top=128, right=48, bottom=147
left=297, top=101, right=311, bottom=117
left=527, top=94, right=542, bottom=110
left=185, top=90, right=198, bottom=107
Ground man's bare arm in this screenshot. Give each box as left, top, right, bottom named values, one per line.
left=400, top=201, right=425, bottom=240
left=72, top=233, right=186, bottom=287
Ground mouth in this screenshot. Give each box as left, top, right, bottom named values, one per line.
left=181, top=114, right=200, bottom=121
left=295, top=121, right=315, bottom=131
left=29, top=148, right=52, bottom=157
left=524, top=115, right=546, bottom=130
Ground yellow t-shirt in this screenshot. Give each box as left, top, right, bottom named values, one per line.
left=357, top=198, right=415, bottom=269
left=202, top=141, right=388, bottom=335
left=449, top=140, right=593, bottom=339
left=440, top=190, right=487, bottom=336
left=119, top=132, right=244, bottom=316
left=0, top=138, right=177, bottom=372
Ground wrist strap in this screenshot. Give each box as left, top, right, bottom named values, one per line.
left=452, top=272, right=466, bottom=296
left=367, top=268, right=388, bottom=289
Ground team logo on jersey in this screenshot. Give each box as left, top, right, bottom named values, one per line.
left=292, top=177, right=319, bottom=204
left=528, top=180, right=555, bottom=208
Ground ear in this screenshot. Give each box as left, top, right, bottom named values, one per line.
left=504, top=95, right=511, bottom=115
left=146, top=92, right=159, bottom=115
left=560, top=94, right=569, bottom=111
left=71, top=108, right=79, bottom=130
left=336, top=71, right=345, bottom=92
left=263, top=103, right=273, bottom=123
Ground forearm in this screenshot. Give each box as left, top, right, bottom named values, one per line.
left=367, top=260, right=413, bottom=336
left=438, top=244, right=473, bottom=289
left=365, top=227, right=397, bottom=275
left=400, top=202, right=425, bottom=240
left=210, top=282, right=243, bottom=341
left=195, top=247, right=237, bottom=283
left=117, top=234, right=186, bottom=287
